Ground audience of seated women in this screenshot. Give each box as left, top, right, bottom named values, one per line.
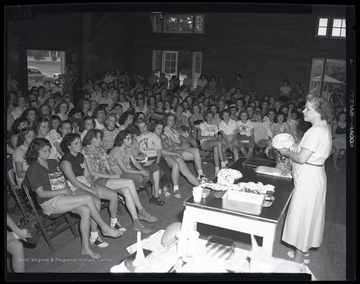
left=82, top=129, right=158, bottom=233
left=59, top=133, right=124, bottom=248
left=25, top=138, right=122, bottom=258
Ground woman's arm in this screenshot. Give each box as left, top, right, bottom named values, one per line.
left=7, top=144, right=15, bottom=155
left=60, top=160, right=95, bottom=193
left=84, top=156, right=115, bottom=179
left=7, top=214, right=31, bottom=241
left=14, top=161, right=26, bottom=179
left=35, top=184, right=72, bottom=199
left=161, top=149, right=182, bottom=158
left=54, top=141, right=65, bottom=157
left=114, top=154, right=146, bottom=176
left=279, top=147, right=313, bottom=164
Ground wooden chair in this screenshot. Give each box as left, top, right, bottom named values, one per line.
left=22, top=180, right=80, bottom=253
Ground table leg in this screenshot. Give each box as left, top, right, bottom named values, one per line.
left=181, top=207, right=198, bottom=234
left=260, top=224, right=277, bottom=256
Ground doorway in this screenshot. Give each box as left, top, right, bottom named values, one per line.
left=152, top=50, right=202, bottom=89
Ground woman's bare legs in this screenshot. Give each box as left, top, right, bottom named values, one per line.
left=182, top=147, right=202, bottom=174
left=174, top=157, right=200, bottom=186
left=151, top=170, right=161, bottom=198
left=52, top=194, right=122, bottom=238
left=70, top=205, right=101, bottom=259
left=332, top=147, right=341, bottom=170
left=7, top=240, right=25, bottom=272
left=93, top=184, right=119, bottom=219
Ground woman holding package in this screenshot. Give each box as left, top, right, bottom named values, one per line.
left=278, top=94, right=332, bottom=264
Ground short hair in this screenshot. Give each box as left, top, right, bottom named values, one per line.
left=50, top=114, right=61, bottom=123
left=133, top=112, right=145, bottom=124
left=92, top=105, right=107, bottom=118
left=54, top=100, right=69, bottom=114
left=114, top=129, right=132, bottom=147
left=11, top=117, right=30, bottom=134
left=25, top=138, right=52, bottom=165
left=306, top=94, right=332, bottom=121
left=125, top=124, right=140, bottom=137
left=336, top=111, right=346, bottom=122
left=20, top=107, right=38, bottom=120
left=69, top=107, right=83, bottom=117
left=33, top=116, right=50, bottom=133
left=148, top=121, right=163, bottom=133
left=219, top=109, right=231, bottom=120
left=82, top=129, right=104, bottom=147
left=82, top=115, right=96, bottom=126
left=275, top=111, right=287, bottom=122
left=17, top=127, right=34, bottom=147
left=162, top=112, right=176, bottom=126
left=60, top=133, right=81, bottom=153
left=203, top=110, right=214, bottom=120
left=57, top=120, right=73, bottom=136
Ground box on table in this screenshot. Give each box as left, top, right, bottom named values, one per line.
left=221, top=190, right=265, bottom=215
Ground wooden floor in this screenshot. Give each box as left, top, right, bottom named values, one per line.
left=6, top=156, right=349, bottom=280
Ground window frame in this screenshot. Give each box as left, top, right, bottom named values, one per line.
left=330, top=17, right=346, bottom=39
left=151, top=13, right=204, bottom=34
left=316, top=16, right=330, bottom=38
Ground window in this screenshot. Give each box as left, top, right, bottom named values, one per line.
left=331, top=18, right=346, bottom=38
left=309, top=58, right=345, bottom=102
left=150, top=13, right=204, bottom=34
left=27, top=49, right=65, bottom=90
left=316, top=16, right=346, bottom=39
left=316, top=17, right=329, bottom=37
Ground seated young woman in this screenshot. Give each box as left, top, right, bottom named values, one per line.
left=198, top=110, right=227, bottom=177
left=218, top=109, right=240, bottom=164
left=163, top=113, right=207, bottom=181
left=59, top=133, right=124, bottom=248
left=13, top=127, right=35, bottom=186
left=108, top=129, right=165, bottom=206
left=149, top=122, right=200, bottom=198
left=25, top=138, right=122, bottom=259
left=82, top=129, right=157, bottom=233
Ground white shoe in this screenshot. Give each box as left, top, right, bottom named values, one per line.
left=90, top=236, right=109, bottom=248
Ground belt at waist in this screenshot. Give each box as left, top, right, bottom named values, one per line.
left=306, top=162, right=324, bottom=167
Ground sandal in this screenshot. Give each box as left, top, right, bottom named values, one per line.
left=287, top=250, right=310, bottom=264
left=163, top=190, right=171, bottom=198
left=174, top=190, right=182, bottom=199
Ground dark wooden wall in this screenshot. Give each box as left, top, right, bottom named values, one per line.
left=5, top=4, right=347, bottom=100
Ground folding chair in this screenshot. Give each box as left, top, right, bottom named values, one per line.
left=7, top=168, right=31, bottom=217
left=22, top=181, right=80, bottom=253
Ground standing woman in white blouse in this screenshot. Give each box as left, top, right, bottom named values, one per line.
left=279, top=94, right=333, bottom=265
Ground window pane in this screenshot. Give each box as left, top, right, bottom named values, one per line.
left=332, top=28, right=341, bottom=37
left=318, top=27, right=327, bottom=36
left=343, top=20, right=346, bottom=27
left=340, top=29, right=346, bottom=37
left=319, top=18, right=328, bottom=27
left=195, top=14, right=204, bottom=33
left=333, top=19, right=342, bottom=28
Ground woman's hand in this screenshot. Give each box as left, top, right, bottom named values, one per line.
left=90, top=185, right=99, bottom=197
left=62, top=188, right=73, bottom=196
left=140, top=171, right=150, bottom=177
left=278, top=147, right=289, bottom=156
left=17, top=228, right=32, bottom=241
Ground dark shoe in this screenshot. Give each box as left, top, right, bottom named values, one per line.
left=149, top=196, right=165, bottom=206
